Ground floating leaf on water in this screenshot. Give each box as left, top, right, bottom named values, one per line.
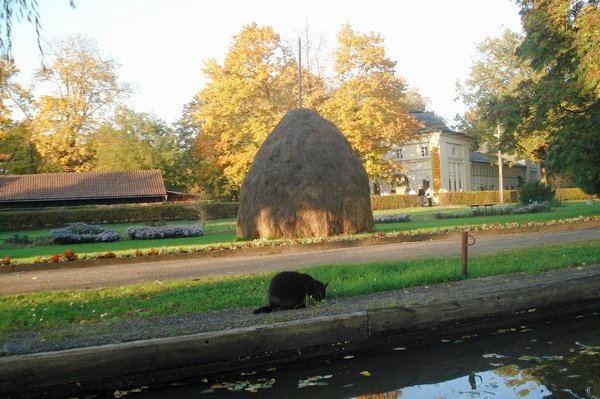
left=489, top=362, right=504, bottom=367
left=343, top=355, right=354, bottom=359
left=342, top=383, right=355, bottom=388
left=266, top=368, right=277, bottom=372
left=567, top=375, right=581, bottom=379
left=518, top=388, right=530, bottom=397
left=298, top=375, right=331, bottom=388
left=483, top=353, right=508, bottom=359
left=241, top=371, right=257, bottom=376
left=360, top=371, right=371, bottom=377
left=454, top=339, right=464, bottom=344
left=518, top=355, right=542, bottom=362
left=393, top=347, right=407, bottom=351
left=441, top=339, right=451, bottom=343
left=200, top=388, right=214, bottom=394
left=113, top=386, right=147, bottom=398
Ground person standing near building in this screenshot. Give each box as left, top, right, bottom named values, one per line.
left=425, top=186, right=434, bottom=207
left=418, top=185, right=425, bottom=206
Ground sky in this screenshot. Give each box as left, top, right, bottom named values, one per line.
left=9, top=0, right=523, bottom=125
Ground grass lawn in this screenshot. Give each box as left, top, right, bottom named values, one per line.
left=1, top=240, right=598, bottom=335
left=0, top=201, right=597, bottom=264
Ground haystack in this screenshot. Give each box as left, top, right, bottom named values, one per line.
left=237, top=108, right=374, bottom=239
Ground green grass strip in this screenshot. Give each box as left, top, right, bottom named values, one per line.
left=1, top=201, right=598, bottom=264
left=1, top=240, right=598, bottom=335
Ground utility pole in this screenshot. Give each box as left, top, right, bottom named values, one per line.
left=297, top=37, right=302, bottom=108
left=497, top=123, right=504, bottom=204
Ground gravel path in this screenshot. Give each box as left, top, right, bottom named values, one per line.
left=1, top=228, right=599, bottom=295
left=2, top=264, right=599, bottom=356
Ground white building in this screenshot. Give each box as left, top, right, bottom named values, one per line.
left=372, top=111, right=540, bottom=195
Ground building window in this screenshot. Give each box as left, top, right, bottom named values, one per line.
left=420, top=144, right=428, bottom=157
left=529, top=170, right=537, bottom=181
left=451, top=147, right=456, bottom=156
left=394, top=149, right=403, bottom=160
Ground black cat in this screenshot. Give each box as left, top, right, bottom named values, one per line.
left=253, top=271, right=328, bottom=314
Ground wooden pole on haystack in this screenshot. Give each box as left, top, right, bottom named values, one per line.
left=298, top=37, right=302, bottom=108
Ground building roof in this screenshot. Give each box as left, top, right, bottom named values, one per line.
left=470, top=152, right=527, bottom=168
left=409, top=111, right=471, bottom=139
left=0, top=170, right=167, bottom=203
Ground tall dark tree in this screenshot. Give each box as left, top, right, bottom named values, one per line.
left=501, top=0, right=599, bottom=194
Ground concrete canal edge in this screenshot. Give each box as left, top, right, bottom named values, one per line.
left=1, top=272, right=600, bottom=397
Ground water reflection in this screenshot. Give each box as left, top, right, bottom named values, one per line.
left=135, top=313, right=599, bottom=399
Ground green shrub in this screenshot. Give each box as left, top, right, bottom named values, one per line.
left=554, top=188, right=596, bottom=201
left=0, top=202, right=239, bottom=231
left=519, top=181, right=555, bottom=205
left=371, top=195, right=419, bottom=210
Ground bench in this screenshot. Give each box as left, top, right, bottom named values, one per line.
left=469, top=203, right=496, bottom=210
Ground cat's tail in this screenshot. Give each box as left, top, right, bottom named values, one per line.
left=253, top=305, right=275, bottom=314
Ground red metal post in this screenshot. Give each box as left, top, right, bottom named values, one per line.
left=461, top=231, right=468, bottom=276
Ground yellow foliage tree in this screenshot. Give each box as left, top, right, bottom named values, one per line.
left=195, top=23, right=326, bottom=194
left=320, top=24, right=418, bottom=181
left=30, top=35, right=129, bottom=172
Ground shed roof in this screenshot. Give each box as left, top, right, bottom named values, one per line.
left=470, top=152, right=527, bottom=168
left=0, top=170, right=167, bottom=203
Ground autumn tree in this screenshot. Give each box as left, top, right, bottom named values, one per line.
left=0, top=57, right=39, bottom=173
left=500, top=0, right=600, bottom=194
left=30, top=35, right=129, bottom=172
left=320, top=23, right=418, bottom=181
left=195, top=23, right=319, bottom=196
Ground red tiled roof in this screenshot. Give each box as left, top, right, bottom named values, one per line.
left=0, top=170, right=167, bottom=202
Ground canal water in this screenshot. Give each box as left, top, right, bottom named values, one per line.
left=122, top=313, right=600, bottom=399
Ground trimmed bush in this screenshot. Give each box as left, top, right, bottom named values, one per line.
left=0, top=202, right=238, bottom=231
left=373, top=214, right=412, bottom=224
left=519, top=181, right=555, bottom=205
left=437, top=190, right=519, bottom=206
left=555, top=188, right=595, bottom=201
left=50, top=223, right=121, bottom=244
left=126, top=225, right=204, bottom=240
left=371, top=195, right=419, bottom=210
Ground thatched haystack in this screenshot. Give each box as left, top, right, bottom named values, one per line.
left=237, top=108, right=374, bottom=239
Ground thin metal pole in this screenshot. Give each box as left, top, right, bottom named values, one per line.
left=298, top=37, right=302, bottom=108
left=497, top=124, right=504, bottom=203
left=461, top=231, right=468, bottom=276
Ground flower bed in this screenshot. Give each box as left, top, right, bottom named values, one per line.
left=8, top=215, right=595, bottom=267
left=49, top=223, right=121, bottom=244
left=125, top=225, right=204, bottom=240
left=434, top=202, right=551, bottom=219
left=373, top=214, right=411, bottom=224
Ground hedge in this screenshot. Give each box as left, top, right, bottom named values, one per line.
left=0, top=188, right=593, bottom=231
left=0, top=202, right=238, bottom=231
left=554, top=188, right=596, bottom=201
left=371, top=188, right=593, bottom=210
